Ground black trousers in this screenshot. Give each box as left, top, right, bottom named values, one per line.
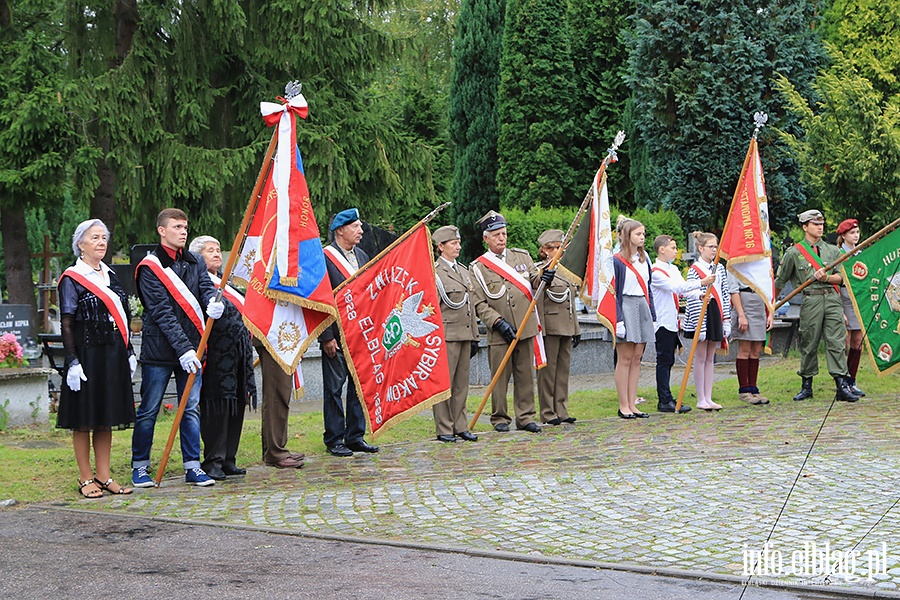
left=321, top=350, right=366, bottom=448
left=655, top=328, right=681, bottom=405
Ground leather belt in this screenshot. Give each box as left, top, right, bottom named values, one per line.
left=803, top=287, right=836, bottom=296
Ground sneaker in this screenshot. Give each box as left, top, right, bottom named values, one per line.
left=132, top=466, right=155, bottom=488
left=185, top=467, right=216, bottom=487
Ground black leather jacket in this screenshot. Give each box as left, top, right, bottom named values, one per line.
left=136, top=244, right=217, bottom=365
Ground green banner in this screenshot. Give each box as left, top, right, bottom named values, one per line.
left=843, top=227, right=900, bottom=376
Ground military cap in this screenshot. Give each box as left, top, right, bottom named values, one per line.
left=477, top=210, right=507, bottom=232
left=537, top=229, right=564, bottom=246
left=330, top=208, right=360, bottom=231
left=433, top=225, right=460, bottom=245
left=836, top=218, right=859, bottom=236
left=797, top=209, right=825, bottom=225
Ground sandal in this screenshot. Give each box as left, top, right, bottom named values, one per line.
left=78, top=479, right=103, bottom=499
left=94, top=477, right=133, bottom=495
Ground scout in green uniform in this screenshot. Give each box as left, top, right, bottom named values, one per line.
left=774, top=209, right=857, bottom=402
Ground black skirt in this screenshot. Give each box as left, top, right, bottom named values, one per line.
left=57, top=326, right=135, bottom=432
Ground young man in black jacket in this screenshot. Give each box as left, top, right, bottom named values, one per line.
left=131, top=208, right=225, bottom=487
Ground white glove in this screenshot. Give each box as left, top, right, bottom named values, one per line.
left=206, top=298, right=225, bottom=320
left=129, top=355, right=138, bottom=378
left=67, top=363, right=87, bottom=392
left=724, top=324, right=732, bottom=339
left=179, top=350, right=202, bottom=374
left=699, top=331, right=707, bottom=342
left=615, top=322, right=626, bottom=339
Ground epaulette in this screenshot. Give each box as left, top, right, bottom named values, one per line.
left=510, top=247, right=531, bottom=255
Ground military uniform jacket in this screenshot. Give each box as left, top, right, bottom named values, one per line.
left=775, top=239, right=842, bottom=292
left=536, top=260, right=581, bottom=337
left=470, top=248, right=540, bottom=344
left=435, top=259, right=479, bottom=342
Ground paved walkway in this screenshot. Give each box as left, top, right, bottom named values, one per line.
left=71, top=376, right=900, bottom=596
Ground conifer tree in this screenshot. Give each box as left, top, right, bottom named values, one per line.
left=448, top=0, right=506, bottom=259
left=568, top=0, right=634, bottom=208
left=496, top=0, right=578, bottom=210
left=625, top=0, right=823, bottom=234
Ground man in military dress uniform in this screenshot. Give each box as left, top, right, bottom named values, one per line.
left=470, top=210, right=554, bottom=433
left=431, top=225, right=479, bottom=443
left=774, top=209, right=856, bottom=402
left=535, top=229, right=580, bottom=425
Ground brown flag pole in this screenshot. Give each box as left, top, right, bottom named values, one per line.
left=674, top=114, right=768, bottom=412
left=153, top=129, right=278, bottom=486
left=469, top=132, right=625, bottom=430
left=772, top=215, right=900, bottom=311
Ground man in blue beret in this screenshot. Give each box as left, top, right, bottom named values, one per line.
left=318, top=208, right=379, bottom=456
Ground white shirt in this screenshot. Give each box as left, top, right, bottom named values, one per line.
left=650, top=260, right=700, bottom=332
left=620, top=252, right=650, bottom=297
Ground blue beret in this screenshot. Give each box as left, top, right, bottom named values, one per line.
left=330, top=208, right=360, bottom=231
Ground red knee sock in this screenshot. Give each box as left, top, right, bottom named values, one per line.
left=847, top=347, right=862, bottom=378
left=748, top=357, right=760, bottom=388
left=736, top=358, right=750, bottom=391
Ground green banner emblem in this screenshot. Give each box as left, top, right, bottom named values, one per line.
left=843, top=227, right=900, bottom=375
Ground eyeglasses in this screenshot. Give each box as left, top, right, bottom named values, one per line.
left=703, top=244, right=718, bottom=249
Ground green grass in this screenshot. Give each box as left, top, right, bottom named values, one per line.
left=0, top=352, right=891, bottom=504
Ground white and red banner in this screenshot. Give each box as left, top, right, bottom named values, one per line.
left=336, top=225, right=451, bottom=438
left=237, top=93, right=337, bottom=373
left=60, top=263, right=129, bottom=347
left=719, top=137, right=775, bottom=311
left=137, top=254, right=205, bottom=336
left=586, top=170, right=617, bottom=339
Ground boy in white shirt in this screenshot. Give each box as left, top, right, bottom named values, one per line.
left=650, top=235, right=714, bottom=412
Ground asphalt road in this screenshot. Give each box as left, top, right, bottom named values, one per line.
left=0, top=506, right=857, bottom=600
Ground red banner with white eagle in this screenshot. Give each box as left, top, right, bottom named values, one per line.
left=335, top=224, right=451, bottom=438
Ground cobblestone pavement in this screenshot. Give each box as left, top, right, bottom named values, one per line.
left=76, top=383, right=900, bottom=595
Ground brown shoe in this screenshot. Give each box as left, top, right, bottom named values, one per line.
left=751, top=393, right=770, bottom=405
left=738, top=392, right=757, bottom=404
left=268, top=456, right=304, bottom=469
left=290, top=452, right=306, bottom=461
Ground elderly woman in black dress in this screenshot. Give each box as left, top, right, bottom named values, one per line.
left=58, top=219, right=136, bottom=497
left=189, top=235, right=256, bottom=480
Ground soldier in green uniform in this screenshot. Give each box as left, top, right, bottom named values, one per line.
left=774, top=209, right=857, bottom=402
left=470, top=210, right=554, bottom=433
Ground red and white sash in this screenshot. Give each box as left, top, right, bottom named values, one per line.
left=323, top=245, right=356, bottom=279
left=651, top=266, right=679, bottom=323
left=475, top=253, right=547, bottom=368
left=615, top=253, right=651, bottom=305
left=208, top=273, right=245, bottom=314
left=60, top=264, right=129, bottom=347
left=138, top=254, right=205, bottom=335
left=691, top=262, right=728, bottom=350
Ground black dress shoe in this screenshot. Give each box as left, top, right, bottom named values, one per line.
left=494, top=423, right=510, bottom=432
left=520, top=422, right=542, bottom=433
left=562, top=417, right=577, bottom=423
left=633, top=411, right=650, bottom=418
left=545, top=418, right=562, bottom=426
left=456, top=431, right=478, bottom=442
left=347, top=440, right=380, bottom=453
left=327, top=444, right=354, bottom=457
left=222, top=464, right=246, bottom=476
left=437, top=434, right=457, bottom=443
left=206, top=466, right=227, bottom=480
left=618, top=410, right=636, bottom=419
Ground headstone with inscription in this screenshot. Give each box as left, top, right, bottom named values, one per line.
left=0, top=305, right=31, bottom=342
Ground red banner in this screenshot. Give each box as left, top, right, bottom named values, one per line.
left=337, top=225, right=451, bottom=438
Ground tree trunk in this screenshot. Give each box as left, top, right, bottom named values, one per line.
left=89, top=0, right=137, bottom=261
left=1, top=203, right=38, bottom=329
left=91, top=153, right=117, bottom=262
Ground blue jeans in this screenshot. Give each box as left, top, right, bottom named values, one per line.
left=132, top=363, right=202, bottom=470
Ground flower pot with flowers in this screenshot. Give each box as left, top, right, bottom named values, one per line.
left=128, top=295, right=144, bottom=334
left=0, top=333, right=28, bottom=368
